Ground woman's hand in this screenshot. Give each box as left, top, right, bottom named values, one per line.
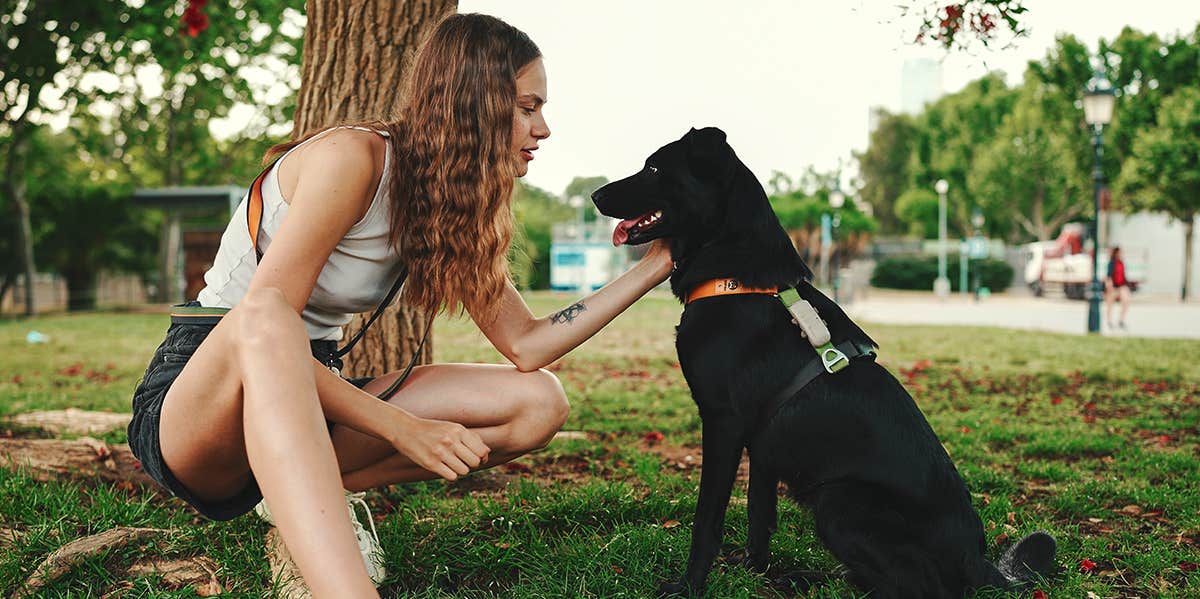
left=638, top=238, right=673, bottom=283
left=388, top=416, right=490, bottom=481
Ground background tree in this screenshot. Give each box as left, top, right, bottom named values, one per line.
left=894, top=188, right=940, bottom=239
left=26, top=127, right=157, bottom=310
left=513, top=181, right=575, bottom=290
left=1115, top=88, right=1200, bottom=300
left=855, top=109, right=916, bottom=234
left=907, top=73, right=1017, bottom=238
left=908, top=1, right=1029, bottom=50
left=292, top=0, right=456, bottom=378
left=0, top=0, right=298, bottom=314
left=969, top=79, right=1087, bottom=242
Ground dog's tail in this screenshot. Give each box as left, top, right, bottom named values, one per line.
left=995, top=531, right=1057, bottom=589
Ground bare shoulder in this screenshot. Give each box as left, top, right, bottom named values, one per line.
left=276, top=128, right=388, bottom=214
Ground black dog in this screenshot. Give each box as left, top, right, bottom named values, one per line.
left=592, top=127, right=1056, bottom=598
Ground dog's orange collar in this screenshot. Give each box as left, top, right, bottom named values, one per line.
left=686, top=278, right=778, bottom=304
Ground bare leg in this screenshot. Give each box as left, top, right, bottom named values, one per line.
left=1104, top=280, right=1114, bottom=326
left=1119, top=286, right=1131, bottom=324
left=327, top=363, right=569, bottom=491
left=159, top=288, right=378, bottom=598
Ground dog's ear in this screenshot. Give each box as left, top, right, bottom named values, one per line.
left=685, top=127, right=735, bottom=180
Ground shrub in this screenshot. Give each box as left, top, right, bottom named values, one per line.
left=871, top=255, right=1013, bottom=292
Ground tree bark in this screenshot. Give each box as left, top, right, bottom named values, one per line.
left=294, top=0, right=456, bottom=377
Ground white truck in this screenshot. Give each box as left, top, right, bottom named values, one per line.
left=1022, top=224, right=1145, bottom=299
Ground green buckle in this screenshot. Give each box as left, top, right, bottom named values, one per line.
left=818, top=342, right=849, bottom=373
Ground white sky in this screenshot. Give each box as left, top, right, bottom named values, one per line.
left=455, top=0, right=1200, bottom=196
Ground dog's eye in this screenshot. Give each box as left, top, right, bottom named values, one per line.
left=647, top=165, right=659, bottom=174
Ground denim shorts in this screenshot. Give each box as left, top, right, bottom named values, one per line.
left=127, top=301, right=375, bottom=521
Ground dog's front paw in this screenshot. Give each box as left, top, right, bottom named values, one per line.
left=747, top=554, right=770, bottom=574
left=656, top=580, right=689, bottom=597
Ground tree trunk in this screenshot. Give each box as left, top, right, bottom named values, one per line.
left=2, top=131, right=37, bottom=317
left=65, top=267, right=98, bottom=311
left=295, top=0, right=456, bottom=377
left=1183, top=216, right=1194, bottom=302
left=0, top=273, right=13, bottom=312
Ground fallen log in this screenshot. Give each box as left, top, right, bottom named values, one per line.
left=5, top=409, right=132, bottom=437
left=13, top=527, right=170, bottom=598
left=0, top=437, right=154, bottom=487
left=126, top=557, right=223, bottom=596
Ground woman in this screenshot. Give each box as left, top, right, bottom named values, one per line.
left=1105, top=246, right=1131, bottom=329
left=127, top=13, right=671, bottom=597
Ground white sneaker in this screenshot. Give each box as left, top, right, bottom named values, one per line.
left=346, top=491, right=387, bottom=585
left=254, top=491, right=387, bottom=586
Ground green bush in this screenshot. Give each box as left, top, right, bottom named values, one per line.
left=871, top=255, right=1013, bottom=292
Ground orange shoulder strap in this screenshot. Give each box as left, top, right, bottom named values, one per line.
left=246, top=157, right=281, bottom=263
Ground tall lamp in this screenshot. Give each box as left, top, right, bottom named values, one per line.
left=934, top=179, right=950, bottom=298
left=1083, top=67, right=1115, bottom=334
left=829, top=186, right=845, bottom=304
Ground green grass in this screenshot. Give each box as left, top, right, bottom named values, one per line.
left=1, top=290, right=1198, bottom=597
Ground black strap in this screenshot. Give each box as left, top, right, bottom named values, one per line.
left=757, top=339, right=876, bottom=428
left=373, top=314, right=433, bottom=401
left=331, top=268, right=409, bottom=361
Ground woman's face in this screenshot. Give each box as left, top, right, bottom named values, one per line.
left=512, top=58, right=550, bottom=178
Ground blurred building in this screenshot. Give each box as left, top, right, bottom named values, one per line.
left=901, top=58, right=944, bottom=115
left=550, top=218, right=629, bottom=292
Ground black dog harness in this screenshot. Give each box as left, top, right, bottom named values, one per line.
left=686, top=279, right=876, bottom=421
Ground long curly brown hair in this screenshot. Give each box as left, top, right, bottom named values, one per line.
left=266, top=13, right=540, bottom=325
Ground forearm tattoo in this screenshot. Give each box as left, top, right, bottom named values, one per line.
left=550, top=302, right=586, bottom=325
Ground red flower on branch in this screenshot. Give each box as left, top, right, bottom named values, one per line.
left=181, top=0, right=210, bottom=38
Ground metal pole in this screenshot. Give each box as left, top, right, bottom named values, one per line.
left=832, top=217, right=840, bottom=304
left=960, top=243, right=968, bottom=298
left=1088, top=126, right=1104, bottom=333
left=936, top=188, right=949, bottom=297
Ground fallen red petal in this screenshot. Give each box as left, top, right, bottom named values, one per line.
left=643, top=431, right=664, bottom=443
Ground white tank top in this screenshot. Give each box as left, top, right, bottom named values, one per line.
left=196, top=126, right=405, bottom=341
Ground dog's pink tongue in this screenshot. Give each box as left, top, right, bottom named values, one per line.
left=612, top=218, right=637, bottom=246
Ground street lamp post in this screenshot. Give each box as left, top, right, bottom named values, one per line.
left=934, top=179, right=950, bottom=298
left=971, top=207, right=985, bottom=300
left=829, top=186, right=845, bottom=304
left=1083, top=67, right=1115, bottom=334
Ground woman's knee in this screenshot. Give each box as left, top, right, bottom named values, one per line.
left=518, top=368, right=570, bottom=449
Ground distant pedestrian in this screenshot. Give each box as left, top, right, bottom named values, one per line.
left=1105, top=246, right=1131, bottom=329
